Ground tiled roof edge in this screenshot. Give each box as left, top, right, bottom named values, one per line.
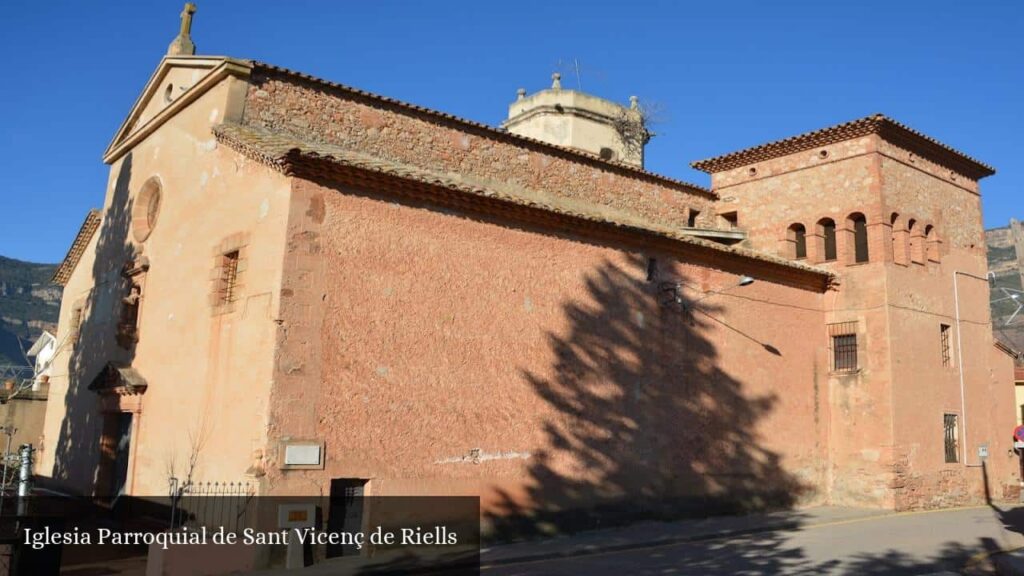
left=213, top=122, right=834, bottom=290
left=691, top=114, right=995, bottom=179
left=52, top=209, right=101, bottom=286
left=248, top=61, right=716, bottom=199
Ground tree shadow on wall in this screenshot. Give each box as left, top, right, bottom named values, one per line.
left=48, top=153, right=139, bottom=497
left=485, top=255, right=805, bottom=541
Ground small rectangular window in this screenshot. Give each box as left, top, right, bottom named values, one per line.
left=645, top=257, right=658, bottom=283
left=687, top=209, right=700, bottom=228
left=943, top=413, right=959, bottom=463
left=828, top=322, right=858, bottom=372
left=218, top=250, right=240, bottom=305
left=940, top=324, right=952, bottom=366
left=719, top=211, right=738, bottom=230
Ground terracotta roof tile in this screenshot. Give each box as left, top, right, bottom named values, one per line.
left=213, top=122, right=833, bottom=289
left=249, top=61, right=715, bottom=198
left=691, top=114, right=995, bottom=179
left=52, top=209, right=101, bottom=286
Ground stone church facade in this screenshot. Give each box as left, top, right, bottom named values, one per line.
left=41, top=17, right=1017, bottom=530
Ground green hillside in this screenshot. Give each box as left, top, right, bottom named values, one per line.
left=0, top=256, right=61, bottom=366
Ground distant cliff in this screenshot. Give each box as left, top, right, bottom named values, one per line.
left=0, top=256, right=60, bottom=366
left=987, top=220, right=1024, bottom=353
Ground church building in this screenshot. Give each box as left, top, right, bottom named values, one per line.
left=42, top=4, right=1018, bottom=533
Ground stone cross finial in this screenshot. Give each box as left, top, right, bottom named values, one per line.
left=630, top=95, right=639, bottom=110
left=167, top=2, right=197, bottom=56
left=551, top=73, right=561, bottom=90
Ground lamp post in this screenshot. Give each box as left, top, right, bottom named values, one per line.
left=662, top=275, right=755, bottom=309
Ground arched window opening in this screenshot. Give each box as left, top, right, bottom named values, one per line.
left=925, top=225, right=940, bottom=262
left=908, top=219, right=923, bottom=264
left=849, top=213, right=869, bottom=263
left=788, top=223, right=807, bottom=259
left=818, top=218, right=837, bottom=262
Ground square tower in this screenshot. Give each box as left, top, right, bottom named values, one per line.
left=692, top=115, right=1014, bottom=510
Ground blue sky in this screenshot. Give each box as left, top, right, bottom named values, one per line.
left=2, top=0, right=1020, bottom=263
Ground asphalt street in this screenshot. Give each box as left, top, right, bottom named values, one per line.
left=483, top=505, right=1024, bottom=575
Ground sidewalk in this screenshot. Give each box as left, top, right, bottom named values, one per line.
left=480, top=505, right=890, bottom=568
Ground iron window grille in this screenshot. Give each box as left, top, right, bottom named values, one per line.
left=828, top=322, right=858, bottom=372
left=943, top=413, right=959, bottom=463
left=940, top=324, right=952, bottom=367
left=218, top=250, right=240, bottom=305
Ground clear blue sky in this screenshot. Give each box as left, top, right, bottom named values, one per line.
left=2, top=0, right=1020, bottom=263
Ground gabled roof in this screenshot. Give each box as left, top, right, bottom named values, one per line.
left=52, top=209, right=101, bottom=286
left=214, top=122, right=834, bottom=292
left=103, top=55, right=251, bottom=164
left=691, top=114, right=995, bottom=180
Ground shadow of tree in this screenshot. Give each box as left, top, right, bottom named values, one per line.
left=484, top=255, right=805, bottom=542
left=482, top=522, right=1013, bottom=575
left=49, top=153, right=139, bottom=498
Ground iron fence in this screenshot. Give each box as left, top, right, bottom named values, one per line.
left=169, top=480, right=256, bottom=534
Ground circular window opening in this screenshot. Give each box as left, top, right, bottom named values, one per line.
left=818, top=149, right=829, bottom=159
left=164, top=83, right=174, bottom=103
left=748, top=167, right=758, bottom=177
left=599, top=147, right=615, bottom=161
left=132, top=177, right=162, bottom=243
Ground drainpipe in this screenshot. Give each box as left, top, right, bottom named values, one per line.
left=953, top=270, right=990, bottom=467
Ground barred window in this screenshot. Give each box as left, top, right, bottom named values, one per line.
left=218, top=250, right=240, bottom=305
left=940, top=324, right=952, bottom=366
left=829, top=322, right=858, bottom=372
left=944, top=413, right=959, bottom=463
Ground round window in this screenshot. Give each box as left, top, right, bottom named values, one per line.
left=132, top=177, right=162, bottom=242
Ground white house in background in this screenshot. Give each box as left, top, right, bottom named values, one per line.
left=26, top=331, right=56, bottom=391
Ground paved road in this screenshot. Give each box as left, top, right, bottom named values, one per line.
left=483, top=506, right=1024, bottom=575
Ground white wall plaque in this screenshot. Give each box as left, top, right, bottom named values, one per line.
left=284, top=443, right=322, bottom=466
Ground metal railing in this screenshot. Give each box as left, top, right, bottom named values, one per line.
left=168, top=479, right=256, bottom=534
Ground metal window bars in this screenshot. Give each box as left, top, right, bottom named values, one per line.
left=943, top=413, right=959, bottom=463
left=828, top=322, right=858, bottom=372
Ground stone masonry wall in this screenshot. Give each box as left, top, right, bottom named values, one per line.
left=703, top=130, right=1018, bottom=510
left=240, top=67, right=715, bottom=233
left=263, top=176, right=831, bottom=530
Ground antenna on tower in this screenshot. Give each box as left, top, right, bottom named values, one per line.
left=554, top=58, right=592, bottom=91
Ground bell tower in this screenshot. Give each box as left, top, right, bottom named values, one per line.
left=503, top=73, right=649, bottom=168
